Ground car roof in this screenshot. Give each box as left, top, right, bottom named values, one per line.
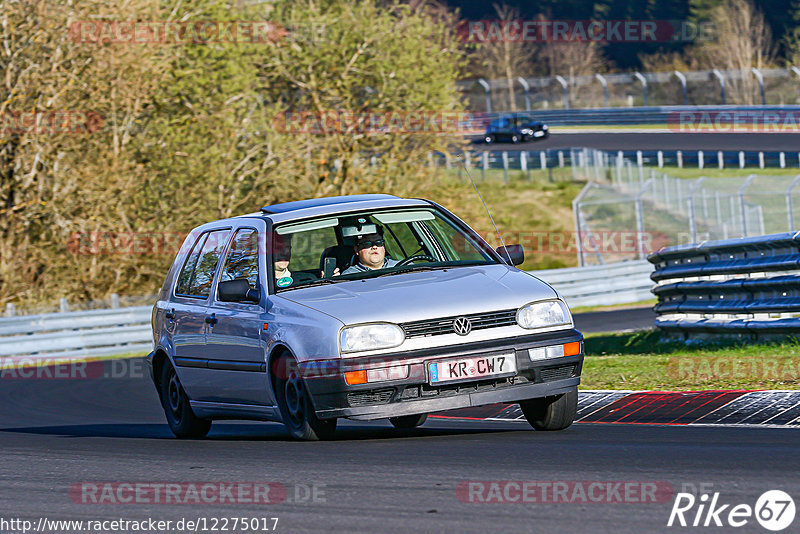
left=247, top=195, right=433, bottom=224
left=261, top=194, right=398, bottom=214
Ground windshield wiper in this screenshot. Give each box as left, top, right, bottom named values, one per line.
left=287, top=278, right=338, bottom=289
left=371, top=264, right=450, bottom=278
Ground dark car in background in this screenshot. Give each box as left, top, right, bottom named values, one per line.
left=484, top=114, right=549, bottom=144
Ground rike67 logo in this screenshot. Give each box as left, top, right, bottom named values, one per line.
left=668, top=490, right=795, bottom=531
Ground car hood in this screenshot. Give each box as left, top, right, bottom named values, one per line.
left=279, top=264, right=558, bottom=325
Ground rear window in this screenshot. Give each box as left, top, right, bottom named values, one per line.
left=175, top=229, right=230, bottom=298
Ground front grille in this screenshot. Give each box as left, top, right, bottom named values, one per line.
left=347, top=389, right=394, bottom=407
left=400, top=309, right=517, bottom=338
left=540, top=365, right=576, bottom=382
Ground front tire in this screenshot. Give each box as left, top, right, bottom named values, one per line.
left=389, top=413, right=428, bottom=429
left=520, top=387, right=578, bottom=431
left=274, top=353, right=337, bottom=441
left=160, top=361, right=211, bottom=439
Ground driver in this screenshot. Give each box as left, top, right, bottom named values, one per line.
left=341, top=232, right=398, bottom=274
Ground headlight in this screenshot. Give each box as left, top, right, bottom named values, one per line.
left=516, top=300, right=572, bottom=330
left=542, top=124, right=548, bottom=130
left=340, top=323, right=404, bottom=353
left=521, top=128, right=532, bottom=134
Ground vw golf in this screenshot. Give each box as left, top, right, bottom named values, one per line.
left=147, top=194, right=583, bottom=440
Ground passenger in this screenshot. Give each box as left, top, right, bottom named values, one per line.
left=272, top=233, right=315, bottom=288
left=341, top=233, right=399, bottom=275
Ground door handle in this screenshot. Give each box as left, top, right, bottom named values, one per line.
left=205, top=314, right=218, bottom=326
left=165, top=308, right=176, bottom=320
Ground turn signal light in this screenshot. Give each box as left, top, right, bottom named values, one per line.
left=344, top=370, right=368, bottom=385
left=563, top=341, right=581, bottom=356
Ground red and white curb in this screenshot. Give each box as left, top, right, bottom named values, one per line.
left=433, top=390, right=800, bottom=427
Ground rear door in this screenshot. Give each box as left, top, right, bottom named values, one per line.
left=202, top=221, right=274, bottom=406
left=170, top=227, right=231, bottom=400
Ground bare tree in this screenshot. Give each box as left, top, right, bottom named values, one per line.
left=691, top=0, right=775, bottom=104
left=469, top=4, right=534, bottom=111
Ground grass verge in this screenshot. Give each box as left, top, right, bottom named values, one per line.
left=581, top=330, right=800, bottom=391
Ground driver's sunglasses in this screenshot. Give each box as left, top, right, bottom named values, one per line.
left=357, top=238, right=385, bottom=250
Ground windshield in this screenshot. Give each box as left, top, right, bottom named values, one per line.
left=270, top=207, right=497, bottom=291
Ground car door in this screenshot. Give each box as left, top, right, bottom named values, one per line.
left=202, top=222, right=274, bottom=406
left=170, top=227, right=231, bottom=400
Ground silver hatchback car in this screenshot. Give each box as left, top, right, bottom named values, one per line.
left=147, top=194, right=583, bottom=440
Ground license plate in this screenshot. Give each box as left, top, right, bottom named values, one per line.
left=428, top=353, right=516, bottom=385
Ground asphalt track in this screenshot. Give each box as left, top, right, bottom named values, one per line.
left=572, top=306, right=656, bottom=334
left=470, top=131, right=800, bottom=152
left=2, top=360, right=799, bottom=533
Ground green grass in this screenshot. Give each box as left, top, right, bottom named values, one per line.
left=428, top=170, right=585, bottom=270
left=657, top=166, right=800, bottom=180
left=581, top=330, right=800, bottom=391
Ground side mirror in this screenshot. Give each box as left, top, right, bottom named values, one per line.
left=496, top=244, right=524, bottom=266
left=218, top=279, right=260, bottom=303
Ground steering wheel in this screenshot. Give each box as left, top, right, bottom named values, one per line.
left=396, top=254, right=437, bottom=267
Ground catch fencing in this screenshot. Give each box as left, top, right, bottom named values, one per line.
left=648, top=232, right=800, bottom=337
left=569, top=148, right=800, bottom=266
left=459, top=68, right=800, bottom=111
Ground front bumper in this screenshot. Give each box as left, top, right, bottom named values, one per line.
left=301, top=328, right=583, bottom=420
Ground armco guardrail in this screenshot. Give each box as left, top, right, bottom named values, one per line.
left=0, top=261, right=653, bottom=362
left=0, top=306, right=153, bottom=362
left=648, top=232, right=800, bottom=335
left=531, top=260, right=654, bottom=308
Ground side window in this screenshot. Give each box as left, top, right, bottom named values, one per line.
left=220, top=229, right=259, bottom=289
left=175, top=232, right=208, bottom=296
left=187, top=230, right=230, bottom=298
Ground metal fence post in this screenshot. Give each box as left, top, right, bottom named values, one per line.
left=501, top=151, right=509, bottom=183
left=718, top=151, right=724, bottom=169
left=5, top=303, right=15, bottom=317
left=572, top=183, right=594, bottom=267
left=677, top=150, right=683, bottom=168
left=674, top=70, right=688, bottom=105
left=520, top=150, right=527, bottom=171
left=111, top=293, right=120, bottom=309
left=759, top=152, right=765, bottom=169
left=635, top=179, right=653, bottom=259
left=687, top=178, right=706, bottom=243
left=751, top=68, right=766, bottom=105
left=633, top=72, right=648, bottom=106
left=786, top=175, right=800, bottom=230
left=595, top=74, right=609, bottom=107
left=558, top=150, right=565, bottom=168
left=739, top=175, right=756, bottom=237
left=477, top=78, right=492, bottom=113
left=780, top=152, right=786, bottom=169
left=481, top=151, right=488, bottom=180
left=657, top=150, right=664, bottom=168
left=540, top=151, right=547, bottom=170
left=698, top=150, right=704, bottom=169
left=517, top=77, right=531, bottom=111
left=60, top=298, right=69, bottom=313
left=739, top=151, right=745, bottom=169
left=712, top=69, right=726, bottom=104
left=554, top=75, right=569, bottom=109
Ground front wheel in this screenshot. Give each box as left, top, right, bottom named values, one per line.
left=274, top=354, right=337, bottom=441
left=520, top=388, right=577, bottom=431
left=160, top=361, right=211, bottom=439
left=389, top=413, right=428, bottom=429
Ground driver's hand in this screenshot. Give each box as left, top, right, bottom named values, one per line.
left=321, top=268, right=341, bottom=277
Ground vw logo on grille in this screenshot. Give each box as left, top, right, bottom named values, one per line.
left=453, top=316, right=472, bottom=336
